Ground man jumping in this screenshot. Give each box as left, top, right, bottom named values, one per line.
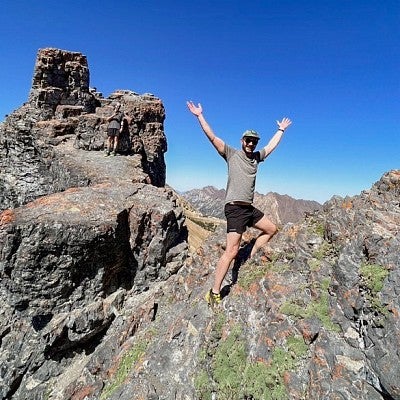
left=187, top=101, right=292, bottom=306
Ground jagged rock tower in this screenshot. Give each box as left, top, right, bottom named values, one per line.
left=0, top=48, right=167, bottom=212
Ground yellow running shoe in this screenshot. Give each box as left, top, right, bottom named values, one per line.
left=205, top=289, right=221, bottom=307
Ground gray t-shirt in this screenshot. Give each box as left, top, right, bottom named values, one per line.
left=108, top=111, right=124, bottom=130
left=222, top=144, right=267, bottom=204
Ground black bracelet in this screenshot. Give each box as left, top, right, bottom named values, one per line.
left=278, top=128, right=285, bottom=132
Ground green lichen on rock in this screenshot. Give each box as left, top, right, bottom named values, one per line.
left=237, top=260, right=287, bottom=290
left=194, top=370, right=213, bottom=400
left=280, top=278, right=340, bottom=332
left=308, top=258, right=321, bottom=271
left=237, top=261, right=271, bottom=290
left=360, top=263, right=389, bottom=295
left=360, top=263, right=389, bottom=315
left=100, top=339, right=148, bottom=400
left=312, top=240, right=334, bottom=261
left=212, top=326, right=247, bottom=397
left=306, top=217, right=325, bottom=237
left=195, top=322, right=308, bottom=400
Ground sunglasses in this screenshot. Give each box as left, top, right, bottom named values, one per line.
left=244, top=137, right=259, bottom=145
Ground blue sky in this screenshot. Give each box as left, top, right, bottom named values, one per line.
left=1, top=0, right=398, bottom=203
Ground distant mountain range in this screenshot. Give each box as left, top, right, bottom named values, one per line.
left=181, top=185, right=322, bottom=225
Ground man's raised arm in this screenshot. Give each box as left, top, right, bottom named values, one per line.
left=187, top=101, right=225, bottom=155
left=262, top=117, right=292, bottom=157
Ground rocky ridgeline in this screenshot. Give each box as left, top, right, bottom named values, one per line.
left=0, top=48, right=399, bottom=400
left=101, top=170, right=397, bottom=400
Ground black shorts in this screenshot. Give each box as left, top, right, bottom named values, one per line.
left=107, top=128, right=120, bottom=137
left=224, top=203, right=264, bottom=234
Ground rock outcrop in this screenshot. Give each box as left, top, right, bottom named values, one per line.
left=0, top=48, right=167, bottom=212
left=0, top=48, right=399, bottom=400
left=0, top=48, right=187, bottom=399
left=66, top=170, right=397, bottom=400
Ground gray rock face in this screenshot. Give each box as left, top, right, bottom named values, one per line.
left=181, top=185, right=226, bottom=218
left=0, top=183, right=187, bottom=400
left=107, top=171, right=398, bottom=400
left=0, top=48, right=187, bottom=400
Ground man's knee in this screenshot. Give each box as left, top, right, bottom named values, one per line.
left=255, top=217, right=277, bottom=236
left=225, top=243, right=240, bottom=259
left=228, top=246, right=240, bottom=258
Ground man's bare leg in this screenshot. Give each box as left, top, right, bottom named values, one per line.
left=212, top=231, right=242, bottom=294
left=107, top=136, right=116, bottom=153
left=250, top=216, right=277, bottom=258
left=113, top=136, right=119, bottom=153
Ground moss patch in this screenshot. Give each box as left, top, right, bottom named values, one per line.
left=360, top=263, right=389, bottom=295
left=237, top=261, right=270, bottom=290
left=360, top=263, right=389, bottom=315
left=312, top=241, right=333, bottom=261
left=280, top=278, right=340, bottom=332
left=306, top=219, right=325, bottom=237
left=307, top=258, right=321, bottom=271
left=100, top=339, right=148, bottom=400
left=237, top=260, right=287, bottom=290
left=195, top=323, right=308, bottom=399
